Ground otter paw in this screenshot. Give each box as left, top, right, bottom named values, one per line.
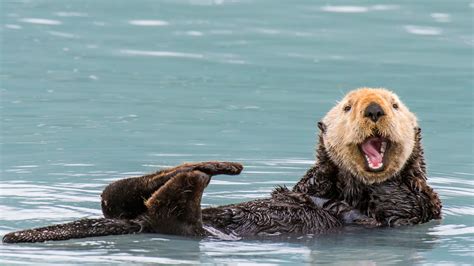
left=190, top=161, right=243, bottom=176
left=354, top=217, right=382, bottom=227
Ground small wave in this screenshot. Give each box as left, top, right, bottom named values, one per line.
left=48, top=31, right=78, bottom=38
left=19, top=18, right=62, bottom=25
left=4, top=24, right=22, bottom=29
left=119, top=171, right=146, bottom=176
left=250, top=159, right=314, bottom=166
left=4, top=169, right=32, bottom=174
left=431, top=13, right=451, bottom=23
left=13, top=165, right=38, bottom=168
left=128, top=20, right=169, bottom=26
left=0, top=248, right=198, bottom=264
left=321, top=6, right=369, bottom=13
left=436, top=187, right=473, bottom=197
left=142, top=164, right=173, bottom=168
left=149, top=153, right=194, bottom=157
left=227, top=105, right=260, bottom=111
left=0, top=205, right=99, bottom=221
left=452, top=172, right=474, bottom=176
left=370, top=5, right=399, bottom=11
left=54, top=12, right=88, bottom=17
left=207, top=193, right=270, bottom=199
left=320, top=5, right=399, bottom=13
left=200, top=240, right=311, bottom=256
left=404, top=25, right=442, bottom=36
left=0, top=183, right=100, bottom=201
left=245, top=171, right=296, bottom=174
left=183, top=30, right=204, bottom=36
left=255, top=28, right=280, bottom=35
left=209, top=29, right=233, bottom=35
left=210, top=180, right=251, bottom=185
left=222, top=59, right=247, bottom=64
left=51, top=163, right=95, bottom=167
left=252, top=180, right=295, bottom=184
left=442, top=206, right=474, bottom=216
left=120, top=49, right=204, bottom=59
left=429, top=224, right=474, bottom=236
left=431, top=176, right=474, bottom=186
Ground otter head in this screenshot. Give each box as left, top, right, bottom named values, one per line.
left=320, top=88, right=418, bottom=184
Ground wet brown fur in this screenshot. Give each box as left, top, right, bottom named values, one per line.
left=2, top=88, right=441, bottom=243
left=293, top=127, right=442, bottom=226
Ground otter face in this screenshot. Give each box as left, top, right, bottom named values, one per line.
left=321, top=88, right=418, bottom=184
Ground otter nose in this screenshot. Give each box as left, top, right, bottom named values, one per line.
left=364, top=102, right=385, bottom=123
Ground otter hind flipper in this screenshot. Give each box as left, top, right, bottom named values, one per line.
left=2, top=218, right=142, bottom=244
left=101, top=161, right=243, bottom=220
left=142, top=170, right=211, bottom=236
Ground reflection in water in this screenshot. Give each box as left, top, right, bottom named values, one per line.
left=199, top=225, right=442, bottom=264
left=1, top=235, right=201, bottom=264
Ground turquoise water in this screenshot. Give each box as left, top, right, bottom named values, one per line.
left=1, top=0, right=473, bottom=264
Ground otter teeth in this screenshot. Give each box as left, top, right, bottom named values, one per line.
left=365, top=156, right=384, bottom=169
left=381, top=141, right=387, bottom=153
left=364, top=154, right=384, bottom=170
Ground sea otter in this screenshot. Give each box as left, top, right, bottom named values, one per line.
left=293, top=88, right=442, bottom=226
left=2, top=88, right=441, bottom=243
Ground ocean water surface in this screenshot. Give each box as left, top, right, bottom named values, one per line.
left=1, top=0, right=473, bottom=264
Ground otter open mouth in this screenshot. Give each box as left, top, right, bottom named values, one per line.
left=359, top=136, right=390, bottom=172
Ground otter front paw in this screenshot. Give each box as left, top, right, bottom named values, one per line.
left=354, top=217, right=382, bottom=227
left=193, top=161, right=243, bottom=176
left=168, top=161, right=243, bottom=177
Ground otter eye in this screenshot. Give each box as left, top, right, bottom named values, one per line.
left=343, top=105, right=351, bottom=112
left=393, top=103, right=399, bottom=109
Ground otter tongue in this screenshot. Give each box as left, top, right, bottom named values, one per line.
left=361, top=138, right=383, bottom=167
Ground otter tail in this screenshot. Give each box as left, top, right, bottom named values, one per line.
left=2, top=218, right=142, bottom=244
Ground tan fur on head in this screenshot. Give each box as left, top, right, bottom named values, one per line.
left=321, top=88, right=418, bottom=184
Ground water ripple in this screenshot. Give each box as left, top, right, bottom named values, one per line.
left=404, top=25, right=442, bottom=36
left=128, top=20, right=169, bottom=26
left=443, top=206, right=474, bottom=216
left=431, top=13, right=451, bottom=23
left=119, top=49, right=204, bottom=59
left=54, top=12, right=88, bottom=17
left=4, top=24, right=22, bottom=29
left=429, top=224, right=474, bottom=236
left=320, top=5, right=399, bottom=13
left=48, top=31, right=79, bottom=39
left=19, top=18, right=62, bottom=25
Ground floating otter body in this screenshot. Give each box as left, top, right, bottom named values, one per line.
left=3, top=88, right=441, bottom=243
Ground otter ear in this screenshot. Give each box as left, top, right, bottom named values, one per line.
left=415, top=127, right=421, bottom=134
left=318, top=122, right=327, bottom=134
